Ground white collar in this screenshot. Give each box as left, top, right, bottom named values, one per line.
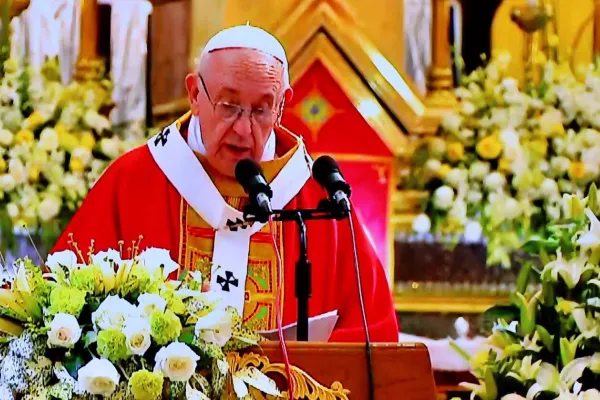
left=187, top=114, right=276, bottom=161
left=147, top=119, right=311, bottom=315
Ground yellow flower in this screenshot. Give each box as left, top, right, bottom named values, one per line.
left=446, top=142, right=465, bottom=162
left=24, top=111, right=45, bottom=130
left=548, top=34, right=559, bottom=47
left=498, top=158, right=511, bottom=172
left=70, top=157, right=84, bottom=173
left=80, top=131, right=96, bottom=150
left=15, top=129, right=34, bottom=144
left=0, top=158, right=6, bottom=172
left=534, top=52, right=547, bottom=66
left=59, top=132, right=80, bottom=152
left=569, top=161, right=586, bottom=179
left=551, top=123, right=565, bottom=136
left=28, top=167, right=40, bottom=182
left=438, top=164, right=451, bottom=179
left=55, top=122, right=68, bottom=136
left=476, top=135, right=503, bottom=160
left=528, top=138, right=548, bottom=157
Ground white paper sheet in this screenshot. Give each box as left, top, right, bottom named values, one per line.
left=259, top=310, right=339, bottom=342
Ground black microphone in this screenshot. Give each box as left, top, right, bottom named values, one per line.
left=235, top=159, right=273, bottom=221
left=312, top=155, right=351, bottom=215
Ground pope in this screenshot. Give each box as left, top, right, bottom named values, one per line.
left=52, top=25, right=399, bottom=342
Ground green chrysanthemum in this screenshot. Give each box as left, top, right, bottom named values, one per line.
left=70, top=266, right=101, bottom=294
left=150, top=309, right=182, bottom=345
left=47, top=287, right=86, bottom=317
left=129, top=370, right=164, bottom=400
left=97, top=328, right=129, bottom=362
left=160, top=289, right=186, bottom=315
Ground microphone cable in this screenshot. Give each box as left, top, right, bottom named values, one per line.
left=268, top=215, right=296, bottom=399
left=348, top=211, right=375, bottom=400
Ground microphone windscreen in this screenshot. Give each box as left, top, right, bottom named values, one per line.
left=312, top=155, right=340, bottom=186
left=235, top=158, right=264, bottom=189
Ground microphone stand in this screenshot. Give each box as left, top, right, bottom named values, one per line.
left=243, top=201, right=348, bottom=342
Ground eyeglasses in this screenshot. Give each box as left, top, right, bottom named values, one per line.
left=198, top=73, right=282, bottom=126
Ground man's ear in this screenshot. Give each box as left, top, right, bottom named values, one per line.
left=284, top=87, right=294, bottom=103
left=185, top=73, right=201, bottom=115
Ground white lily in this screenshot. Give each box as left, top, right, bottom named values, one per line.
left=194, top=310, right=234, bottom=347
left=232, top=366, right=281, bottom=399
left=543, top=250, right=594, bottom=289
left=46, top=250, right=78, bottom=273
left=507, top=355, right=542, bottom=382
left=186, top=383, right=211, bottom=400
left=577, top=208, right=600, bottom=250
left=573, top=308, right=600, bottom=338
left=526, top=362, right=565, bottom=399
left=136, top=247, right=180, bottom=279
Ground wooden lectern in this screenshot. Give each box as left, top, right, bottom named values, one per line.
left=227, top=341, right=437, bottom=399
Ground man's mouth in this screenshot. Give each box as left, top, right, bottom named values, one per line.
left=225, top=144, right=251, bottom=157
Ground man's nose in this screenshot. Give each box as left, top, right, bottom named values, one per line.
left=232, top=112, right=252, bottom=136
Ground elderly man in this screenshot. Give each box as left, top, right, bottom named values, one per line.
left=52, top=25, right=398, bottom=342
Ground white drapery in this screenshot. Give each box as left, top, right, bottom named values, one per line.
left=98, top=0, right=152, bottom=127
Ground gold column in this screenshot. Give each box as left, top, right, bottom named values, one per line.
left=425, top=0, right=456, bottom=107
left=75, top=0, right=105, bottom=81
left=595, top=0, right=600, bottom=54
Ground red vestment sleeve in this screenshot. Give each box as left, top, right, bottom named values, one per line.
left=328, top=211, right=399, bottom=343
left=51, top=158, right=124, bottom=258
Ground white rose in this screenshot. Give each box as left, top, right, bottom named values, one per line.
left=440, top=112, right=463, bottom=134
left=83, top=110, right=111, bottom=132
left=458, top=128, right=474, bottom=141
left=582, top=129, right=600, bottom=147
left=448, top=199, right=467, bottom=222
left=100, top=138, right=121, bottom=159
left=6, top=203, right=19, bottom=219
left=539, top=109, right=563, bottom=136
left=504, top=197, right=521, bottom=220
left=445, top=168, right=467, bottom=188
left=38, top=195, right=62, bottom=222
left=136, top=247, right=180, bottom=279
left=484, top=172, right=506, bottom=191
left=154, top=342, right=200, bottom=381
left=546, top=203, right=561, bottom=221
left=460, top=101, right=476, bottom=116
left=552, top=137, right=567, bottom=155
left=550, top=156, right=570, bottom=175
left=39, top=127, right=59, bottom=151
left=464, top=221, right=483, bottom=242
left=501, top=78, right=519, bottom=93
left=0, top=174, right=16, bottom=192
left=137, top=293, right=168, bottom=317
left=194, top=310, right=234, bottom=347
left=72, top=147, right=92, bottom=166
left=467, top=190, right=483, bottom=204
left=77, top=358, right=120, bottom=397
left=0, top=128, right=13, bottom=146
left=123, top=318, right=151, bottom=356
left=47, top=313, right=82, bottom=348
left=538, top=159, right=550, bottom=173
left=9, top=159, right=26, bottom=184
left=412, top=214, right=431, bottom=234
left=424, top=159, right=441, bottom=174
left=469, top=161, right=490, bottom=181
left=91, top=295, right=138, bottom=331
left=433, top=186, right=454, bottom=210
left=540, top=178, right=559, bottom=198
left=428, top=137, right=446, bottom=158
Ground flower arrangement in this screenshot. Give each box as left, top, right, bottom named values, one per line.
left=0, top=242, right=280, bottom=399
left=456, top=184, right=600, bottom=399
left=407, top=52, right=600, bottom=267
left=0, top=57, right=146, bottom=251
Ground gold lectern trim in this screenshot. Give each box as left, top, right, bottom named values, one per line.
left=226, top=351, right=351, bottom=400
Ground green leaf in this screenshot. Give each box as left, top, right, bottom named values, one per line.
left=83, top=331, right=97, bottom=348
left=536, top=325, right=554, bottom=351
left=516, top=261, right=533, bottom=295
left=179, top=326, right=195, bottom=345
left=542, top=279, right=556, bottom=307
left=482, top=305, right=519, bottom=325
left=63, top=353, right=86, bottom=379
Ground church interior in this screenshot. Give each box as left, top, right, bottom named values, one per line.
left=3, top=0, right=600, bottom=399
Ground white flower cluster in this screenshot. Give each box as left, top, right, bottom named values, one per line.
left=0, top=58, right=145, bottom=242
left=410, top=52, right=600, bottom=267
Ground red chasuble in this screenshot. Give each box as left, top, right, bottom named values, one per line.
left=52, top=113, right=398, bottom=343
